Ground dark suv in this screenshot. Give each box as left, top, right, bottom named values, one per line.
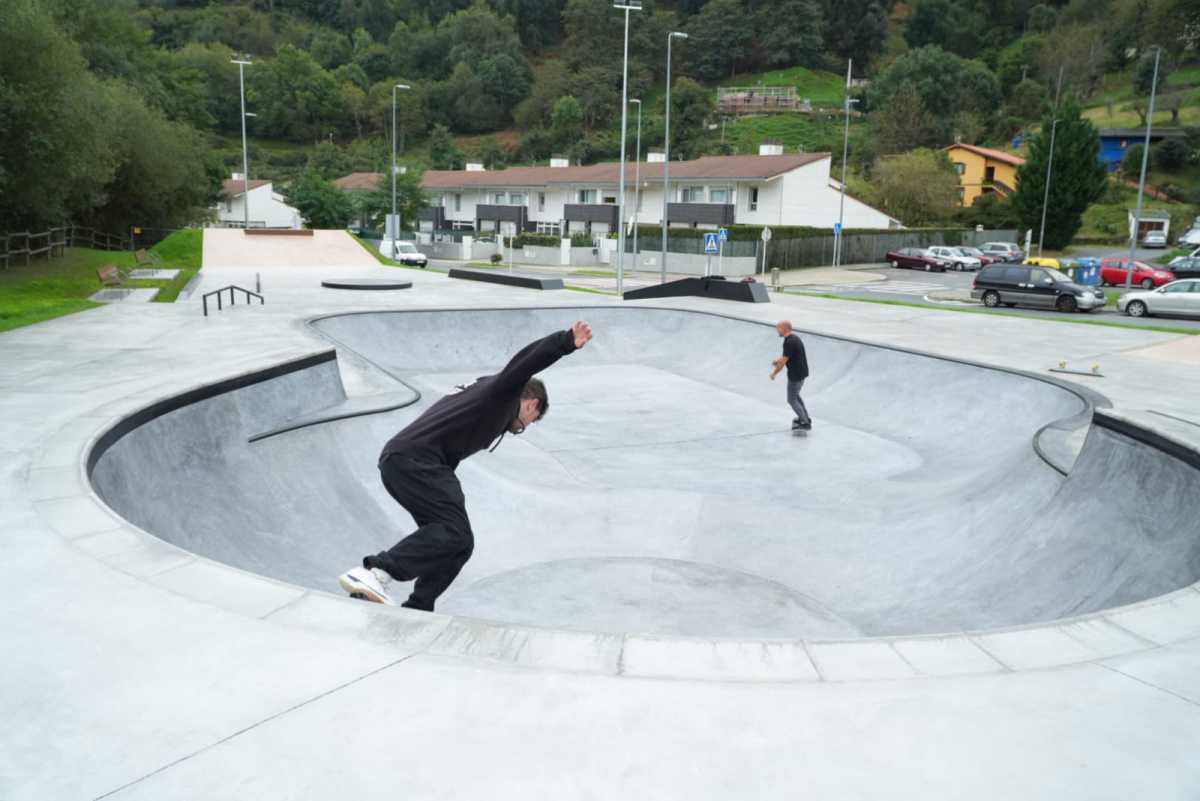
left=972, top=264, right=1107, bottom=313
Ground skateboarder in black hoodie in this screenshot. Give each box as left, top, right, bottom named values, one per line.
left=339, top=320, right=593, bottom=610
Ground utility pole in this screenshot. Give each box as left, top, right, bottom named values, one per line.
left=232, top=55, right=252, bottom=229
left=834, top=58, right=853, bottom=268
left=1037, top=65, right=1065, bottom=257
left=614, top=0, right=642, bottom=296
left=661, top=31, right=688, bottom=284
left=391, top=83, right=411, bottom=246
left=631, top=98, right=642, bottom=266
left=1126, top=47, right=1162, bottom=289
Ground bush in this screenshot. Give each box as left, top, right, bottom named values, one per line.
left=1121, top=144, right=1147, bottom=178
left=1153, top=139, right=1189, bottom=172
left=569, top=232, right=593, bottom=246
left=512, top=233, right=560, bottom=247
left=489, top=252, right=503, bottom=264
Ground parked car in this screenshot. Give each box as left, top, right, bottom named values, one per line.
left=972, top=263, right=1107, bottom=313
left=1170, top=246, right=1200, bottom=264
left=979, top=242, right=1024, bottom=262
left=1165, top=256, right=1200, bottom=280
left=1142, top=230, right=1168, bottom=248
left=885, top=247, right=948, bottom=272
left=927, top=245, right=981, bottom=271
left=1177, top=228, right=1200, bottom=247
left=1099, top=258, right=1175, bottom=289
left=384, top=240, right=429, bottom=267
left=954, top=246, right=998, bottom=266
left=1118, top=279, right=1200, bottom=318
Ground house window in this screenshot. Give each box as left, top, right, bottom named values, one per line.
left=603, top=194, right=617, bottom=204
left=454, top=194, right=462, bottom=212
left=749, top=187, right=758, bottom=211
left=538, top=192, right=545, bottom=211
left=494, top=192, right=506, bottom=205
left=681, top=186, right=704, bottom=203
left=578, top=189, right=596, bottom=204
left=536, top=221, right=561, bottom=235
left=709, top=186, right=732, bottom=204
left=509, top=193, right=525, bottom=207
left=953, top=162, right=965, bottom=175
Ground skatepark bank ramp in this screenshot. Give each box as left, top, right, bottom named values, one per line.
left=88, top=307, right=1200, bottom=640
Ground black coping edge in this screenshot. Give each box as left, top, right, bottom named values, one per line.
left=86, top=350, right=337, bottom=476
left=623, top=277, right=770, bottom=303
left=321, top=279, right=413, bottom=290
left=1093, top=410, right=1200, bottom=472
left=448, top=267, right=565, bottom=290
left=247, top=391, right=417, bottom=443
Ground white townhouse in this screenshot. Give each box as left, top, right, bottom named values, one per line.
left=213, top=175, right=302, bottom=229
left=412, top=145, right=900, bottom=237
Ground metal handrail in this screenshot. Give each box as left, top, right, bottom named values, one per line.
left=202, top=285, right=264, bottom=317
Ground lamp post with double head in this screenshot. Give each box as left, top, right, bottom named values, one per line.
left=614, top=0, right=642, bottom=296
left=661, top=31, right=688, bottom=284
left=391, top=83, right=411, bottom=244
left=231, top=55, right=253, bottom=229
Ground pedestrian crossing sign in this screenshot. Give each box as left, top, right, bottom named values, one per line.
left=704, top=233, right=719, bottom=254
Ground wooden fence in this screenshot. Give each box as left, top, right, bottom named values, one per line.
left=0, top=226, right=130, bottom=269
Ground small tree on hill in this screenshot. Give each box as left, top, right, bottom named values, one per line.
left=873, top=149, right=961, bottom=226
left=286, top=170, right=355, bottom=229
left=1011, top=98, right=1107, bottom=250
left=428, top=124, right=465, bottom=170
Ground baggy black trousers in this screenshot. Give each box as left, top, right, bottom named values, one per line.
left=364, top=449, right=474, bottom=611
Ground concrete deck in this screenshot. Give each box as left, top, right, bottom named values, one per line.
left=4, top=240, right=1200, bottom=799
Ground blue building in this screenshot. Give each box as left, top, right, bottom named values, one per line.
left=1098, top=127, right=1186, bottom=172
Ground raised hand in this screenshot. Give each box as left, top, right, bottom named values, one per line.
left=572, top=320, right=593, bottom=349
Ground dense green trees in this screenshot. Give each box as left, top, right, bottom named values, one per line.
left=872, top=149, right=962, bottom=226
left=1012, top=99, right=1108, bottom=250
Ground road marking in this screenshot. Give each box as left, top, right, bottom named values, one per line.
left=803, top=281, right=948, bottom=296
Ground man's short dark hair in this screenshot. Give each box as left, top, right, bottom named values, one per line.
left=522, top=377, right=548, bottom=418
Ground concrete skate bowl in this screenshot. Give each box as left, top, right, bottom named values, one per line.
left=87, top=306, right=1200, bottom=644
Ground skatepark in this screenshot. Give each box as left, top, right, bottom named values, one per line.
left=5, top=229, right=1200, bottom=798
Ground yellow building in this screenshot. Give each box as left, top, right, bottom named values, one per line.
left=944, top=143, right=1025, bottom=207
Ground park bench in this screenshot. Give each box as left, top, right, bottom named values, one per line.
left=134, top=248, right=161, bottom=267
left=97, top=264, right=128, bottom=287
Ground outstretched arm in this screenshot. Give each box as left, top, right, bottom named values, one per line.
left=770, top=355, right=788, bottom=380
left=494, top=320, right=591, bottom=392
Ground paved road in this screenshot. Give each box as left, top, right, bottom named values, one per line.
left=800, top=261, right=1200, bottom=331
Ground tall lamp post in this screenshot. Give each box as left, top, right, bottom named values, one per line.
left=833, top=58, right=854, bottom=268
left=661, top=31, right=688, bottom=284
left=614, top=0, right=642, bottom=296
left=1037, top=66, right=1065, bottom=257
left=1126, top=47, right=1162, bottom=289
left=232, top=55, right=253, bottom=229
left=630, top=98, right=642, bottom=265
left=390, top=83, right=411, bottom=246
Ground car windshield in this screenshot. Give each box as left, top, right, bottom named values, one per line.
left=397, top=242, right=416, bottom=253
left=1044, top=268, right=1073, bottom=283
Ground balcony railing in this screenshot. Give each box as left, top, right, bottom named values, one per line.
left=667, top=203, right=735, bottom=226
left=564, top=204, right=618, bottom=226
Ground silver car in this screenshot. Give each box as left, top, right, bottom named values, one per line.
left=1118, top=279, right=1200, bottom=318
left=1142, top=230, right=1168, bottom=248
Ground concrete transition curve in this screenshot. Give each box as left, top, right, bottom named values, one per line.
left=88, top=306, right=1200, bottom=641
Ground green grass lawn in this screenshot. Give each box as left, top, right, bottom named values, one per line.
left=0, top=230, right=203, bottom=333
left=723, top=66, right=845, bottom=106
left=719, top=113, right=859, bottom=156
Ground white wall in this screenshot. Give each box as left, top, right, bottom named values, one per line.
left=214, top=184, right=301, bottom=229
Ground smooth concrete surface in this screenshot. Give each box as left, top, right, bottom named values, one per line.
left=4, top=254, right=1200, bottom=799
left=89, top=306, right=1198, bottom=640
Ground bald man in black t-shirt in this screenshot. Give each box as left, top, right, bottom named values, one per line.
left=769, top=320, right=811, bottom=431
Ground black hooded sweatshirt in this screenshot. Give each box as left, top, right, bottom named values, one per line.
left=380, top=328, right=578, bottom=470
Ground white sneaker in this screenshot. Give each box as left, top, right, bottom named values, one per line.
left=338, top=566, right=394, bottom=605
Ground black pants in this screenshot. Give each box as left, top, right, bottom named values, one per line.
left=364, top=449, right=474, bottom=611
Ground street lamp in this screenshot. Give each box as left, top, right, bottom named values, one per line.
left=661, top=31, right=688, bottom=284
left=614, top=0, right=642, bottom=297
left=391, top=83, right=411, bottom=244
left=1126, top=47, right=1162, bottom=289
left=630, top=98, right=642, bottom=265
left=1037, top=65, right=1065, bottom=258
left=834, top=59, right=855, bottom=268
left=231, top=55, right=252, bottom=229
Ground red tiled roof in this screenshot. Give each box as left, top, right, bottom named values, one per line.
left=420, top=153, right=831, bottom=189
left=945, top=143, right=1025, bottom=167
left=333, top=172, right=384, bottom=191
left=221, top=179, right=271, bottom=199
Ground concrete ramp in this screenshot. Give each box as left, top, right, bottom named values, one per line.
left=201, top=228, right=379, bottom=270
left=87, top=307, right=1200, bottom=639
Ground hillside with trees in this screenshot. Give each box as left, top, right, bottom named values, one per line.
left=2, top=0, right=1199, bottom=238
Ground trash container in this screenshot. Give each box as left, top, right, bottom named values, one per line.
left=1074, top=257, right=1101, bottom=286
left=771, top=268, right=781, bottom=289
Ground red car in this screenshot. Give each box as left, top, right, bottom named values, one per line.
left=1100, top=258, right=1176, bottom=289
left=886, top=247, right=948, bottom=272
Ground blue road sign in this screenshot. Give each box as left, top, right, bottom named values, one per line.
left=704, top=233, right=719, bottom=254
left=834, top=222, right=842, bottom=234
left=718, top=227, right=728, bottom=242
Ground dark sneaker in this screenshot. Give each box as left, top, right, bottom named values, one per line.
left=800, top=421, right=812, bottom=430
left=791, top=419, right=802, bottom=429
